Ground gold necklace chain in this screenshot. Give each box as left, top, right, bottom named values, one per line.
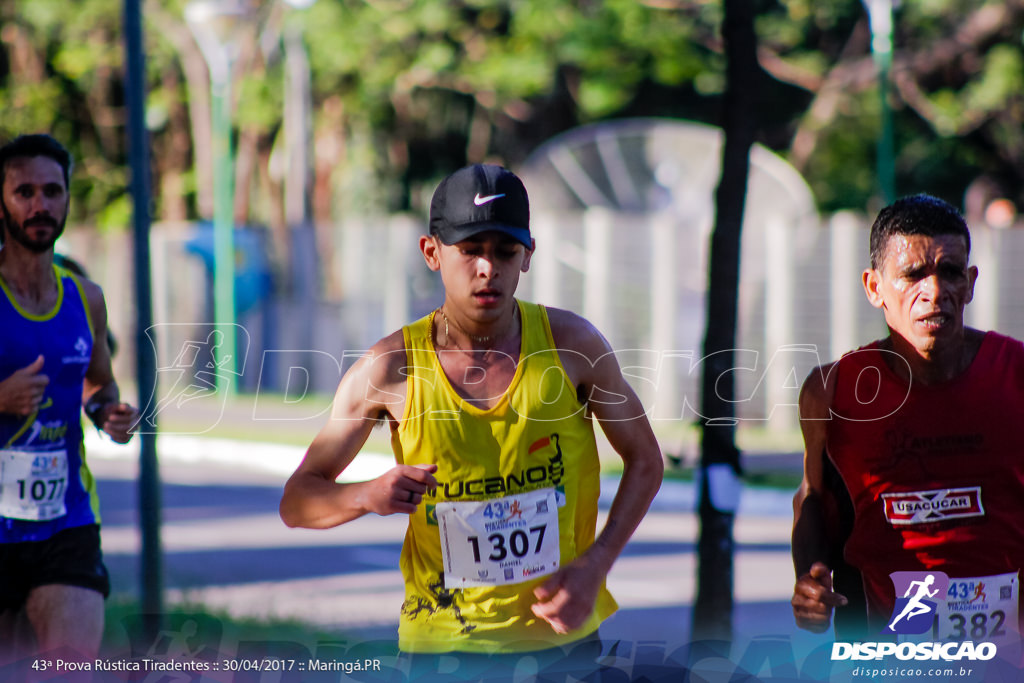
left=437, top=303, right=518, bottom=349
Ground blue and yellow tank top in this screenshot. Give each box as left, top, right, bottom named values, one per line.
left=393, top=300, right=617, bottom=653
left=0, top=265, right=100, bottom=542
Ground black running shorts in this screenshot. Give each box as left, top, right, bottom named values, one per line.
left=0, top=524, right=110, bottom=611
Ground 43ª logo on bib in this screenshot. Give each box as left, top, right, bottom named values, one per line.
left=0, top=449, right=69, bottom=521
left=884, top=570, right=1018, bottom=650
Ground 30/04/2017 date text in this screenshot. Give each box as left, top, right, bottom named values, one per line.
left=32, top=658, right=384, bottom=674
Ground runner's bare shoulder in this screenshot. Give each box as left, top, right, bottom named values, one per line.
left=800, top=361, right=838, bottom=422
left=544, top=306, right=610, bottom=358
left=338, top=329, right=409, bottom=420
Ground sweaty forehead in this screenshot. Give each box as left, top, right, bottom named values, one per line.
left=880, top=232, right=968, bottom=269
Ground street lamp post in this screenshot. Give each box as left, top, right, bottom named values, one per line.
left=186, top=0, right=256, bottom=393
left=124, top=0, right=163, bottom=640
left=865, top=0, right=896, bottom=203
left=281, top=0, right=317, bottom=384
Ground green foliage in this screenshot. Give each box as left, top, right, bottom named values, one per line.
left=0, top=0, right=129, bottom=227
left=1, top=0, right=1023, bottom=223
left=236, top=68, right=284, bottom=130
left=295, top=0, right=711, bottom=206
left=963, top=46, right=1023, bottom=120
left=801, top=92, right=879, bottom=211
left=0, top=82, right=64, bottom=134
left=97, top=194, right=133, bottom=234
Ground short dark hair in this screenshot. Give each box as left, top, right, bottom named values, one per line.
left=0, top=134, right=73, bottom=191
left=869, top=194, right=971, bottom=270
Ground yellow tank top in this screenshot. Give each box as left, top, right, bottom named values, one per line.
left=392, top=300, right=617, bottom=653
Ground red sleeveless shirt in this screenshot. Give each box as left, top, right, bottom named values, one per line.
left=827, top=332, right=1024, bottom=622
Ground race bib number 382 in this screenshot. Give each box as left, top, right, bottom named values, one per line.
left=436, top=488, right=560, bottom=588
left=934, top=573, right=1019, bottom=648
left=0, top=449, right=68, bottom=521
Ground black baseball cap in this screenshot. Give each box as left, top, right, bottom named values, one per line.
left=429, top=164, right=531, bottom=248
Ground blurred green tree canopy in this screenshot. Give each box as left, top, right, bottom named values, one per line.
left=0, top=0, right=1021, bottom=229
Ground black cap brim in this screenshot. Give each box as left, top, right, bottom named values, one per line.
left=434, top=222, right=533, bottom=249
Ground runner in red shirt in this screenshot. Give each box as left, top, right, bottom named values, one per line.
left=791, top=194, right=1024, bottom=641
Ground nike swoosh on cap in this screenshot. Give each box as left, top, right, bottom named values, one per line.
left=473, top=192, right=505, bottom=206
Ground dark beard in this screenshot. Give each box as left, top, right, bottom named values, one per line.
left=0, top=197, right=66, bottom=254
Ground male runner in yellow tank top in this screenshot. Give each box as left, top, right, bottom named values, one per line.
left=281, top=164, right=663, bottom=661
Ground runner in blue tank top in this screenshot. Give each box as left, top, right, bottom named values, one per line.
left=0, top=135, right=138, bottom=663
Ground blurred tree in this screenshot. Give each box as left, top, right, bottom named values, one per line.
left=757, top=0, right=1024, bottom=209
left=0, top=0, right=128, bottom=229
left=295, top=0, right=708, bottom=215
left=1, top=0, right=1023, bottom=234
left=693, top=0, right=761, bottom=643
left=141, top=0, right=215, bottom=222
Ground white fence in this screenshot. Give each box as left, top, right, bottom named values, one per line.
left=58, top=213, right=1023, bottom=428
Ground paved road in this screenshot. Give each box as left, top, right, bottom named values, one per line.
left=84, top=434, right=833, bottom=679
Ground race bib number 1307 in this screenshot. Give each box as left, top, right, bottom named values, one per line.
left=436, top=488, right=560, bottom=588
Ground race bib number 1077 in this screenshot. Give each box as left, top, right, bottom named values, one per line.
left=436, top=488, right=560, bottom=588
left=0, top=449, right=68, bottom=521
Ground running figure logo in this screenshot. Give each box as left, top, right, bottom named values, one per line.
left=136, top=324, right=250, bottom=434
left=885, top=571, right=950, bottom=635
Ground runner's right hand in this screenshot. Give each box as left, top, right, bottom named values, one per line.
left=0, top=355, right=49, bottom=416
left=365, top=464, right=438, bottom=515
left=792, top=561, right=848, bottom=633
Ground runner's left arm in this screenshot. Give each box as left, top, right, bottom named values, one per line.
left=792, top=364, right=848, bottom=632
left=531, top=310, right=664, bottom=634
left=80, top=280, right=137, bottom=444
